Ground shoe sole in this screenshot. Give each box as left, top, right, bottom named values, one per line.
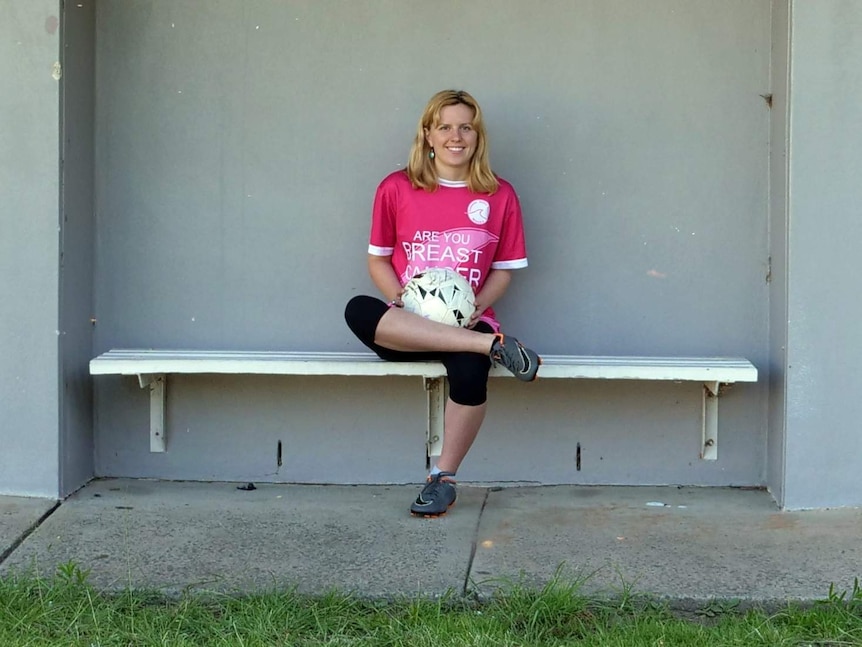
left=519, top=355, right=542, bottom=382
left=532, top=356, right=543, bottom=381
left=494, top=335, right=543, bottom=382
left=410, top=500, right=456, bottom=518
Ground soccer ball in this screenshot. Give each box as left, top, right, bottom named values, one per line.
left=401, top=267, right=476, bottom=328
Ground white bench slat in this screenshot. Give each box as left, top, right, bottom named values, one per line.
left=89, top=349, right=757, bottom=460
left=89, top=350, right=757, bottom=383
left=91, top=350, right=448, bottom=378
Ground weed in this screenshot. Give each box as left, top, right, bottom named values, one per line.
left=695, top=599, right=741, bottom=619
left=55, top=560, right=91, bottom=587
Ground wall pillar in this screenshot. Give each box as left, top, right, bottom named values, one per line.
left=0, top=0, right=95, bottom=498
left=774, top=0, right=862, bottom=509
left=0, top=0, right=63, bottom=497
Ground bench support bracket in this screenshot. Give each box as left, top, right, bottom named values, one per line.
left=701, top=381, right=720, bottom=460
left=138, top=373, right=166, bottom=452
left=425, top=377, right=446, bottom=460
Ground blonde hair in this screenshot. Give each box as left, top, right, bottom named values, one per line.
left=406, top=90, right=499, bottom=194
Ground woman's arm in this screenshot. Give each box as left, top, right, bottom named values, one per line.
left=367, top=254, right=404, bottom=305
left=469, top=269, right=512, bottom=327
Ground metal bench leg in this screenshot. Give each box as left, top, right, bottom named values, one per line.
left=425, top=377, right=445, bottom=460
left=138, top=373, right=166, bottom=452
left=701, top=381, right=719, bottom=460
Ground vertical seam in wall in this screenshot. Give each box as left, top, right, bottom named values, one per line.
left=92, top=0, right=104, bottom=478
left=779, top=0, right=794, bottom=508
left=57, top=0, right=68, bottom=498
left=766, top=0, right=793, bottom=509
left=762, top=0, right=776, bottom=488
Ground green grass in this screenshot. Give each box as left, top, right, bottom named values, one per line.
left=2, top=563, right=862, bottom=646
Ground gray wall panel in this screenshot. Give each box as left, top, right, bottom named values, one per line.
left=783, top=1, right=862, bottom=508
left=0, top=0, right=61, bottom=497
left=93, top=1, right=770, bottom=486
left=95, top=377, right=761, bottom=486
left=95, top=376, right=426, bottom=483
left=473, top=380, right=761, bottom=486
left=59, top=0, right=96, bottom=496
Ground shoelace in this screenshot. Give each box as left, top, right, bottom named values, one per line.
left=422, top=474, right=455, bottom=498
left=492, top=338, right=527, bottom=371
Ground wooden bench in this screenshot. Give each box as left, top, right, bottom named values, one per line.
left=90, top=350, right=757, bottom=460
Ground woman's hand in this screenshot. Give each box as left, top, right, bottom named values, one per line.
left=388, top=290, right=404, bottom=308
left=467, top=300, right=486, bottom=328
left=466, top=270, right=512, bottom=328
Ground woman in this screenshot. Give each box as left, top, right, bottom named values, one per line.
left=344, top=90, right=540, bottom=517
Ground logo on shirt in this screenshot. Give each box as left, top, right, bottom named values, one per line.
left=466, top=199, right=490, bottom=225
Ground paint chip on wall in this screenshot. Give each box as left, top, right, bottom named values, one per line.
left=45, top=15, right=59, bottom=35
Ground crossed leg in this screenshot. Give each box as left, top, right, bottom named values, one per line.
left=374, top=306, right=497, bottom=355
left=346, top=296, right=497, bottom=477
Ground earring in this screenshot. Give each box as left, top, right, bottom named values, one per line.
left=429, top=148, right=435, bottom=160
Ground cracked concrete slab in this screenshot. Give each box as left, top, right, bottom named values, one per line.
left=471, top=485, right=862, bottom=605
left=0, top=495, right=57, bottom=562
left=5, top=480, right=862, bottom=605
left=1, top=479, right=484, bottom=597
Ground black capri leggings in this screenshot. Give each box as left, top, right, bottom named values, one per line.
left=344, top=295, right=493, bottom=406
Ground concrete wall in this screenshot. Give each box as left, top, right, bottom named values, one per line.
left=92, top=1, right=772, bottom=486
left=2, top=0, right=858, bottom=507
left=0, top=0, right=61, bottom=497
left=58, top=0, right=96, bottom=496
left=5, top=0, right=862, bottom=507
left=781, top=0, right=862, bottom=509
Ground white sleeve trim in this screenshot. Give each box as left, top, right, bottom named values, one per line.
left=491, top=258, right=528, bottom=270
left=368, top=244, right=395, bottom=256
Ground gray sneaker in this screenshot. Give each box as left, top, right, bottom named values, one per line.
left=410, top=472, right=457, bottom=517
left=490, top=333, right=541, bottom=381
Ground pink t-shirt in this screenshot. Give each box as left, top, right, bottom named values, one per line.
left=368, top=170, right=528, bottom=329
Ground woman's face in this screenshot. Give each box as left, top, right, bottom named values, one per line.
left=424, top=103, right=478, bottom=181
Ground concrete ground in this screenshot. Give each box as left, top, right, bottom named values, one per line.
left=2, top=479, right=861, bottom=607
